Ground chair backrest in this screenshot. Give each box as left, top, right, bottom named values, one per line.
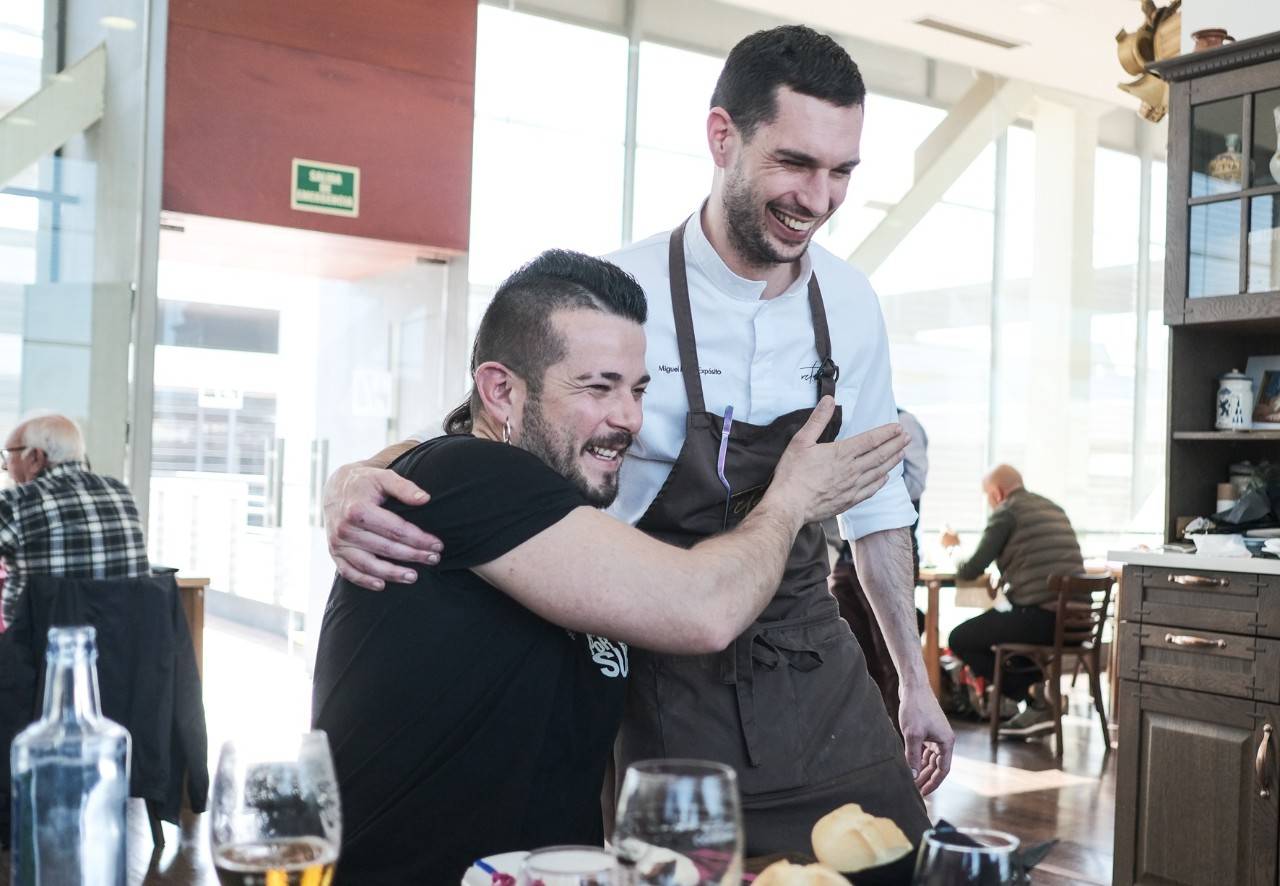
left=1049, top=572, right=1114, bottom=651
left=9, top=572, right=209, bottom=819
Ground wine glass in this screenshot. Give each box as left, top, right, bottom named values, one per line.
left=209, top=731, right=342, bottom=885
left=518, top=845, right=618, bottom=885
left=613, top=759, right=743, bottom=885
left=911, top=827, right=1020, bottom=886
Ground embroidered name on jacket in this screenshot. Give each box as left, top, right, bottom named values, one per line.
left=657, top=364, right=722, bottom=376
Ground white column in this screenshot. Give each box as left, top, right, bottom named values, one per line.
left=1024, top=98, right=1098, bottom=507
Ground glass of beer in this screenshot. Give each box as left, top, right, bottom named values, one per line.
left=210, top=731, right=342, bottom=886
left=613, top=760, right=743, bottom=885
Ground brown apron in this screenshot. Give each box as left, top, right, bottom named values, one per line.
left=616, top=221, right=929, bottom=876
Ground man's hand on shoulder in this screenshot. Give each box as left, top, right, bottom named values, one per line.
left=324, top=448, right=443, bottom=591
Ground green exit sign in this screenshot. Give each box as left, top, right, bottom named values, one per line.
left=291, top=158, right=360, bottom=217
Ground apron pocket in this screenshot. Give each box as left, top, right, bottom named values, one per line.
left=651, top=649, right=808, bottom=796
left=788, top=625, right=903, bottom=785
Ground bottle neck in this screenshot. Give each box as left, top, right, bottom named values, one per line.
left=42, top=654, right=103, bottom=723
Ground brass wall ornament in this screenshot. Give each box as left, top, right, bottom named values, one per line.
left=1116, top=0, right=1182, bottom=122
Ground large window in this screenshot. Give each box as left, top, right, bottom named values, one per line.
left=0, top=3, right=44, bottom=439
left=632, top=42, right=723, bottom=241
left=468, top=7, right=628, bottom=296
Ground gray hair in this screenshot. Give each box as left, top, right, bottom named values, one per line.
left=16, top=413, right=86, bottom=465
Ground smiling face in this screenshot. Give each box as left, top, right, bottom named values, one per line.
left=717, top=87, right=863, bottom=270
left=514, top=309, right=649, bottom=508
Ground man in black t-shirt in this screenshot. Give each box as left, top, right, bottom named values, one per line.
left=312, top=250, right=908, bottom=884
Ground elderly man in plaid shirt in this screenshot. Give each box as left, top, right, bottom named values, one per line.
left=0, top=413, right=150, bottom=629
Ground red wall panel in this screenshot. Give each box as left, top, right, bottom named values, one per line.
left=162, top=3, right=475, bottom=251
left=169, top=0, right=476, bottom=84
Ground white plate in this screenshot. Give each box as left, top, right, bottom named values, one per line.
left=462, top=851, right=529, bottom=886
left=1264, top=539, right=1280, bottom=554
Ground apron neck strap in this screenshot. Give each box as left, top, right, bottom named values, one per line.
left=667, top=217, right=840, bottom=411
left=668, top=219, right=707, bottom=414
left=806, top=275, right=838, bottom=400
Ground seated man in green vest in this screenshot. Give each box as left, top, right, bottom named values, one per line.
left=941, top=464, right=1084, bottom=737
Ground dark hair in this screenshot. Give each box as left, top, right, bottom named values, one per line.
left=443, top=250, right=647, bottom=435
left=711, top=26, right=866, bottom=141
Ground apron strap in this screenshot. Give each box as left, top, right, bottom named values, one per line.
left=806, top=275, right=838, bottom=400
left=667, top=220, right=707, bottom=414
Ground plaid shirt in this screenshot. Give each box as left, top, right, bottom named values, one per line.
left=0, top=461, right=150, bottom=627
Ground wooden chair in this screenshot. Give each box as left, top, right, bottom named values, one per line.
left=988, top=573, right=1115, bottom=760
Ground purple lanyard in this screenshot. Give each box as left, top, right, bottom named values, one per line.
left=717, top=406, right=734, bottom=529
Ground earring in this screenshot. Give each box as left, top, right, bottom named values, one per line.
left=502, top=418, right=512, bottom=444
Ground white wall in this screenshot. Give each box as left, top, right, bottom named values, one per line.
left=1181, top=1, right=1280, bottom=53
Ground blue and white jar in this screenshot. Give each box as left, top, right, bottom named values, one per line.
left=1216, top=369, right=1253, bottom=431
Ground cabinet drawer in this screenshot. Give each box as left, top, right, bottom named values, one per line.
left=1121, top=566, right=1280, bottom=637
left=1120, top=621, right=1280, bottom=702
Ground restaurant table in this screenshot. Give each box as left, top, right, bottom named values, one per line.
left=916, top=568, right=992, bottom=701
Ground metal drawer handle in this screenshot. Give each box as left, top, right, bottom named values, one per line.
left=1164, top=633, right=1227, bottom=649
left=1257, top=724, right=1274, bottom=799
left=1167, top=574, right=1229, bottom=588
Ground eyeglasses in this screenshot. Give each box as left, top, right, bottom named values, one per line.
left=0, top=447, right=25, bottom=470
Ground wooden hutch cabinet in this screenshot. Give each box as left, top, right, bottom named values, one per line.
left=1113, top=32, right=1280, bottom=886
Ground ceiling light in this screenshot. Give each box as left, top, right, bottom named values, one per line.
left=99, top=16, right=137, bottom=31
left=914, top=17, right=1025, bottom=49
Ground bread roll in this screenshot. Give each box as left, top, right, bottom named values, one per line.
left=810, top=803, right=912, bottom=872
left=753, top=859, right=848, bottom=886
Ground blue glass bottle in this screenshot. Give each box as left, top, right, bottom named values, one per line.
left=11, top=626, right=131, bottom=886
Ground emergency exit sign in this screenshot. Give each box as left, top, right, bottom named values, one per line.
left=291, top=158, right=360, bottom=217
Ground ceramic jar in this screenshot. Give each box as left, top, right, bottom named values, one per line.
left=1216, top=369, right=1253, bottom=431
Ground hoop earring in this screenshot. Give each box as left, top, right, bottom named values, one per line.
left=502, top=418, right=512, bottom=444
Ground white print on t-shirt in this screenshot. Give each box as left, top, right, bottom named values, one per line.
left=587, top=634, right=629, bottom=678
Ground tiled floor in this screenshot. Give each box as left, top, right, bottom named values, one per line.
left=5, top=616, right=1119, bottom=884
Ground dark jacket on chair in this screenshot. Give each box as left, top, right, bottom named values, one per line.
left=1, top=572, right=209, bottom=824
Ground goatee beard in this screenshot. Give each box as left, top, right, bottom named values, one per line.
left=520, top=398, right=620, bottom=509
left=722, top=170, right=808, bottom=269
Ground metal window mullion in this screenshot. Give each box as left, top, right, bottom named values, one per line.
left=1240, top=93, right=1254, bottom=295
left=126, top=0, right=169, bottom=526
left=986, top=132, right=1008, bottom=469
left=620, top=0, right=640, bottom=246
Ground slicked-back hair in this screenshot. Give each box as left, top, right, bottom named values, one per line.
left=711, top=25, right=866, bottom=142
left=443, top=250, right=647, bottom=435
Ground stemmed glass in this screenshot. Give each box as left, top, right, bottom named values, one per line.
left=209, top=731, right=343, bottom=885
left=613, top=759, right=743, bottom=885
left=911, top=827, right=1021, bottom=886
left=518, top=846, right=619, bottom=885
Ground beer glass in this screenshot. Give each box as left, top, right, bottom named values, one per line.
left=613, top=760, right=743, bottom=885
left=517, top=846, right=618, bottom=885
left=210, top=731, right=342, bottom=886
left=911, top=827, right=1020, bottom=886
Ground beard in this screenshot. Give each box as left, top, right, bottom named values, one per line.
left=520, top=396, right=629, bottom=508
left=722, top=162, right=818, bottom=269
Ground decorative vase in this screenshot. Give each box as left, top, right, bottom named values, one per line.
left=1270, top=106, right=1280, bottom=184
left=1209, top=133, right=1243, bottom=183
left=1191, top=28, right=1233, bottom=51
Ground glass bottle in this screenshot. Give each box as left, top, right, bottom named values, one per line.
left=10, top=626, right=132, bottom=886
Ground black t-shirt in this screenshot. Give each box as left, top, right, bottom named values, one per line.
left=311, top=436, right=630, bottom=885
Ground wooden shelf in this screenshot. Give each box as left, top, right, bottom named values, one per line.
left=1172, top=430, right=1280, bottom=441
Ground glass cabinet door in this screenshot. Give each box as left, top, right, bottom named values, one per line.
left=1191, top=97, right=1246, bottom=198
left=1187, top=88, right=1280, bottom=301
